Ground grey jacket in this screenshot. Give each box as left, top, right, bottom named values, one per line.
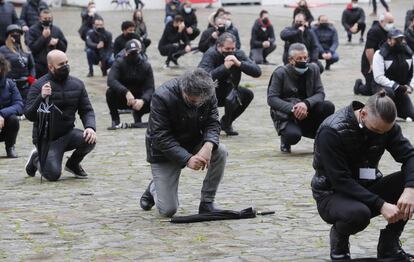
left=267, top=63, right=325, bottom=131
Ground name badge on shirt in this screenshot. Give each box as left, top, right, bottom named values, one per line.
left=359, top=168, right=376, bottom=180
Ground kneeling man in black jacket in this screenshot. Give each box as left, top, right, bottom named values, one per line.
left=312, top=91, right=414, bottom=261
left=24, top=50, right=96, bottom=181
left=267, top=43, right=334, bottom=153
left=106, top=40, right=154, bottom=129
left=140, top=69, right=227, bottom=217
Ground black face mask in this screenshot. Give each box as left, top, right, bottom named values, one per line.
left=51, top=64, right=70, bottom=82
left=96, top=27, right=105, bottom=34
left=32, top=0, right=41, bottom=5
left=125, top=32, right=138, bottom=40
left=319, top=23, right=329, bottom=28
left=295, top=22, right=304, bottom=28
left=126, top=52, right=141, bottom=64
left=294, top=61, right=308, bottom=69
left=11, top=34, right=21, bottom=44
left=135, top=17, right=143, bottom=22
left=390, top=44, right=405, bottom=53
left=262, top=18, right=269, bottom=25
left=41, top=20, right=52, bottom=27
left=217, top=25, right=226, bottom=34
left=222, top=51, right=234, bottom=57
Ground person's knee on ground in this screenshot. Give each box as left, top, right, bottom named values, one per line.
left=41, top=165, right=62, bottom=182
left=336, top=206, right=371, bottom=236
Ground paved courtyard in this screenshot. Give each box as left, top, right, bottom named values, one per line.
left=1, top=1, right=414, bottom=261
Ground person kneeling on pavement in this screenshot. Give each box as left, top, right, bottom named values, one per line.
left=24, top=50, right=96, bottom=181
left=0, top=54, right=23, bottom=158
left=106, top=40, right=154, bottom=129
left=371, top=29, right=414, bottom=122
left=140, top=69, right=227, bottom=217
left=198, top=33, right=261, bottom=136
left=312, top=91, right=414, bottom=261
left=267, top=43, right=335, bottom=153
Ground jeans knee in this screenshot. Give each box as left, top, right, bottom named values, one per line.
left=214, top=144, right=228, bottom=159
left=42, top=170, right=62, bottom=181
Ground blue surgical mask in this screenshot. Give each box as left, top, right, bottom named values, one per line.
left=294, top=67, right=308, bottom=74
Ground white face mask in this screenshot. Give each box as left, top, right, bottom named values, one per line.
left=384, top=23, right=394, bottom=32
left=89, top=7, right=96, bottom=13
left=225, top=20, right=232, bottom=28
left=184, top=7, right=191, bottom=14
left=352, top=3, right=358, bottom=8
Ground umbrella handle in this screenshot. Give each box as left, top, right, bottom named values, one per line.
left=257, top=211, right=275, bottom=216
left=45, top=96, right=50, bottom=104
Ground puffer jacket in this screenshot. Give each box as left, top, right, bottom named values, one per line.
left=0, top=2, right=20, bottom=44
left=20, top=0, right=49, bottom=27
left=146, top=79, right=220, bottom=166
left=198, top=46, right=261, bottom=103
left=312, top=101, right=414, bottom=210
left=0, top=78, right=23, bottom=118
left=24, top=73, right=95, bottom=144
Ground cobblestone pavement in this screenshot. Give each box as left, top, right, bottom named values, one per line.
left=1, top=1, right=414, bottom=261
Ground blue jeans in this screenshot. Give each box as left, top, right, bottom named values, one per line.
left=319, top=50, right=339, bottom=66
left=86, top=48, right=114, bottom=73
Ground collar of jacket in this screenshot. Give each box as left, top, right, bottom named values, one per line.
left=348, top=100, right=365, bottom=128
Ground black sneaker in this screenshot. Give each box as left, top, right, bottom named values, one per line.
left=140, top=181, right=155, bottom=211
left=199, top=202, right=223, bottom=214
left=354, top=79, right=363, bottom=95
left=325, top=63, right=331, bottom=71
left=378, top=229, right=414, bottom=261
left=220, top=119, right=239, bottom=136
left=25, top=148, right=38, bottom=177
left=330, top=225, right=351, bottom=260
left=359, top=37, right=364, bottom=44
left=86, top=71, right=93, bottom=77
left=131, top=122, right=148, bottom=128
left=280, top=143, right=291, bottom=153
left=107, top=120, right=121, bottom=130
left=65, top=161, right=88, bottom=179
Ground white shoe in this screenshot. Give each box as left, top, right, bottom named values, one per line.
left=406, top=117, right=413, bottom=122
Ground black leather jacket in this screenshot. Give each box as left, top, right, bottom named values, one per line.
left=146, top=79, right=220, bottom=166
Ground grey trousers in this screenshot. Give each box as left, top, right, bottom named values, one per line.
left=250, top=43, right=276, bottom=64
left=150, top=144, right=227, bottom=217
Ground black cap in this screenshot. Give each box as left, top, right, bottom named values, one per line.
left=6, top=24, right=22, bottom=35
left=125, top=39, right=141, bottom=54
left=388, top=29, right=404, bottom=39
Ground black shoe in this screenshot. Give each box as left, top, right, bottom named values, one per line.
left=6, top=146, right=18, bottom=158
left=199, top=201, right=223, bottom=214
left=25, top=149, right=38, bottom=177
left=359, top=37, right=364, bottom=44
left=220, top=119, right=239, bottom=136
left=280, top=143, right=291, bottom=153
left=325, top=63, right=331, bottom=71
left=378, top=229, right=414, bottom=261
left=353, top=79, right=363, bottom=95
left=140, top=181, right=154, bottom=211
left=330, top=225, right=351, bottom=260
left=86, top=71, right=93, bottom=77
left=107, top=120, right=121, bottom=130
left=65, top=161, right=88, bottom=179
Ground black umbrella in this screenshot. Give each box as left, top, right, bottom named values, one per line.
left=168, top=207, right=275, bottom=224
left=36, top=97, right=62, bottom=182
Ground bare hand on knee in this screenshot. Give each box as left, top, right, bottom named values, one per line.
left=397, top=187, right=414, bottom=221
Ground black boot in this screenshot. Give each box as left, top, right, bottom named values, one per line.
left=25, top=148, right=38, bottom=177
left=140, top=181, right=155, bottom=211
left=6, top=146, right=18, bottom=158
left=280, top=142, right=291, bottom=153
left=377, top=228, right=414, bottom=261
left=220, top=118, right=239, bottom=136
left=330, top=225, right=351, bottom=260
left=65, top=159, right=88, bottom=179
left=353, top=79, right=363, bottom=95
left=198, top=201, right=223, bottom=214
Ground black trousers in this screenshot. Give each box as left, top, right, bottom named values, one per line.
left=316, top=172, right=407, bottom=236
left=106, top=88, right=150, bottom=123
left=372, top=0, right=389, bottom=13
left=393, top=93, right=414, bottom=120
left=218, top=86, right=254, bottom=128
left=36, top=128, right=95, bottom=181
left=134, top=0, right=144, bottom=9
left=279, top=101, right=335, bottom=145
left=250, top=43, right=277, bottom=64
left=346, top=22, right=366, bottom=40
left=187, top=28, right=200, bottom=41
left=0, top=115, right=19, bottom=149
left=158, top=43, right=185, bottom=63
